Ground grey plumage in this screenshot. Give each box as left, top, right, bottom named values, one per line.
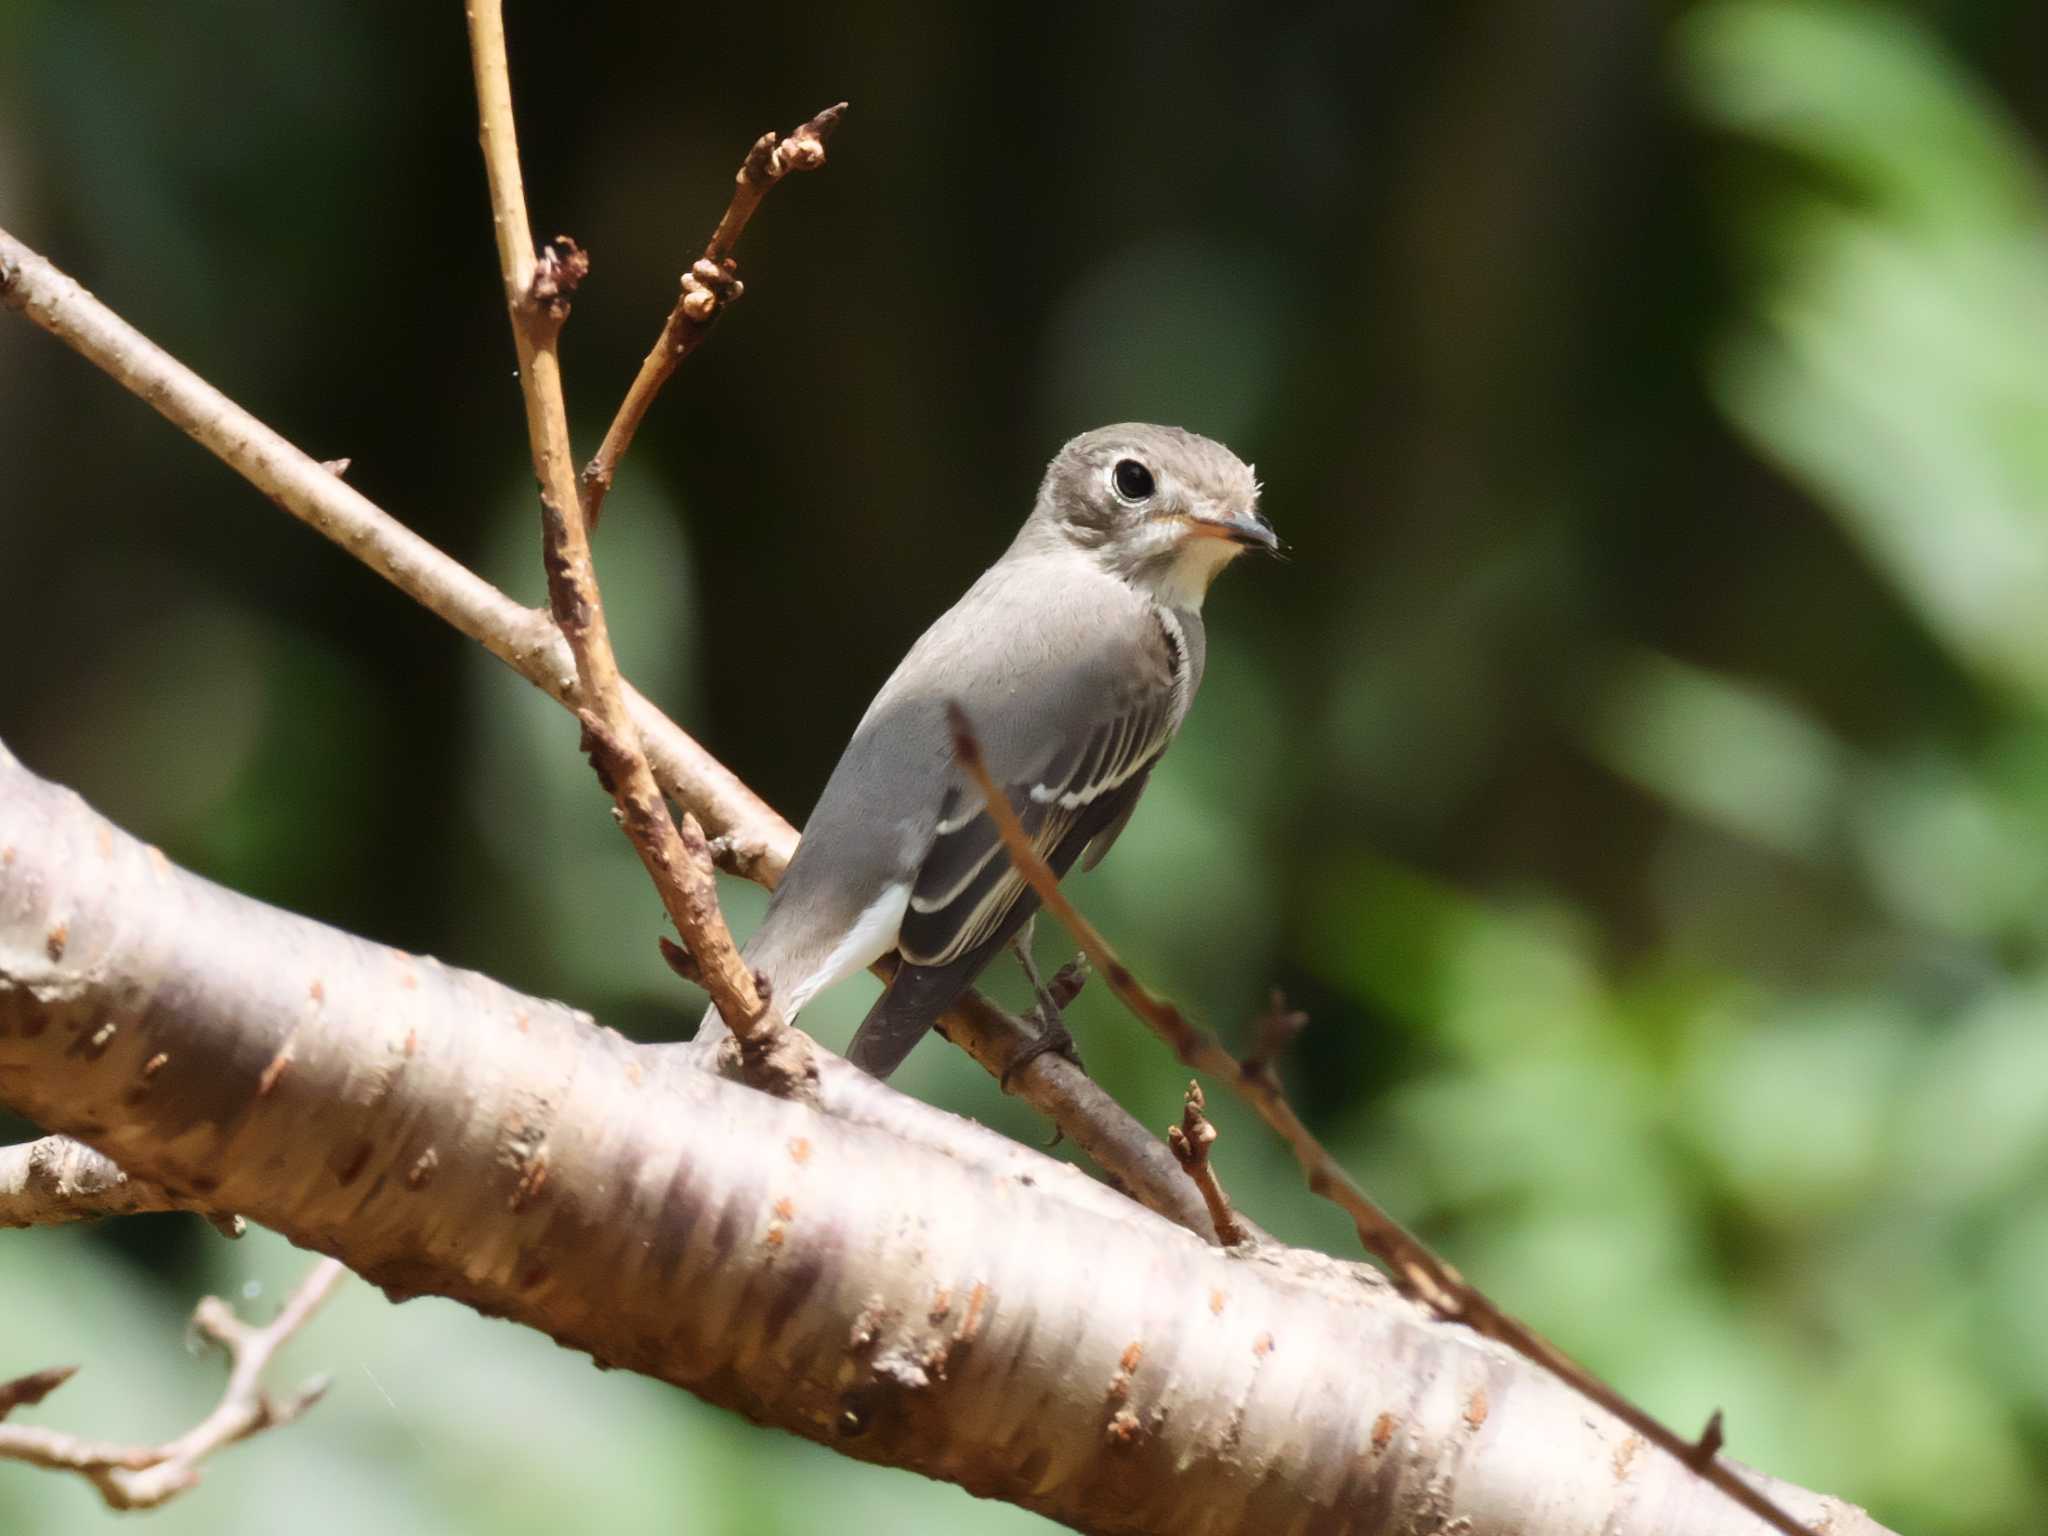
left=702, top=423, right=1272, bottom=1077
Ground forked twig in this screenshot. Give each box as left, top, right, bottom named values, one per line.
left=465, top=0, right=812, bottom=1097
left=580, top=102, right=846, bottom=529
left=946, top=701, right=1814, bottom=1536
left=0, top=1258, right=345, bottom=1510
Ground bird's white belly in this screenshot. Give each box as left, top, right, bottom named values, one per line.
left=783, top=881, right=911, bottom=1017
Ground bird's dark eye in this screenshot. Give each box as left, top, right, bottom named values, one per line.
left=1112, top=459, right=1155, bottom=503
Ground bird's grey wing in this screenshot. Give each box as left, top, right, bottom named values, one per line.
left=835, top=577, right=1191, bottom=1078
left=845, top=795, right=1127, bottom=1078
left=1080, top=606, right=1200, bottom=874
left=896, top=640, right=1181, bottom=969
left=1078, top=763, right=1152, bottom=872
left=844, top=609, right=1186, bottom=1078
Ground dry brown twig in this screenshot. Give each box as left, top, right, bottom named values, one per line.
left=580, top=102, right=845, bottom=530
left=945, top=702, right=1813, bottom=1536
left=0, top=1258, right=345, bottom=1510
left=1166, top=1081, right=1245, bottom=1247
left=466, top=0, right=812, bottom=1098
left=0, top=1370, right=74, bottom=1420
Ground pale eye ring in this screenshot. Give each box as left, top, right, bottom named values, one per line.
left=1111, top=458, right=1155, bottom=504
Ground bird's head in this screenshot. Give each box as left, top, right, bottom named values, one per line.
left=1026, top=423, right=1276, bottom=610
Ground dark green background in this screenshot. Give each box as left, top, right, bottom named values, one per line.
left=3, top=2, right=2046, bottom=1530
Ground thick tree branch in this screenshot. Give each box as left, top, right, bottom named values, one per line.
left=581, top=102, right=845, bottom=530
left=0, top=1259, right=343, bottom=1509
left=948, top=704, right=1818, bottom=1536
left=0, top=747, right=1885, bottom=1535
left=0, top=225, right=1216, bottom=1236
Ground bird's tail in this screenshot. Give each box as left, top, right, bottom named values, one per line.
left=845, top=962, right=962, bottom=1078
left=845, top=888, right=1047, bottom=1077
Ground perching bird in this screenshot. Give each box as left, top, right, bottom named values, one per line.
left=703, top=423, right=1275, bottom=1078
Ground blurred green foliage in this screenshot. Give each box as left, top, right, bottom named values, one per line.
left=3, top=1, right=2047, bottom=1531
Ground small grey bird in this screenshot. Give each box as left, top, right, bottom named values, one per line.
left=705, top=423, right=1275, bottom=1078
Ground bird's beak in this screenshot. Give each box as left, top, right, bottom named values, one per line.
left=1184, top=506, right=1281, bottom=553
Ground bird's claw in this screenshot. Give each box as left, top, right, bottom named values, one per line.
left=1000, top=1011, right=1086, bottom=1090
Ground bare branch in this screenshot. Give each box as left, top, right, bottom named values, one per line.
left=0, top=223, right=1209, bottom=1236
left=0, top=1259, right=344, bottom=1510
left=945, top=701, right=1818, bottom=1536
left=0, top=1136, right=238, bottom=1233
left=466, top=0, right=812, bottom=1097
left=580, top=102, right=845, bottom=529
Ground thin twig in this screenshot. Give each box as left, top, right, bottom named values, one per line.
left=1167, top=1082, right=1245, bottom=1247
left=0, top=1136, right=240, bottom=1235
left=0, top=227, right=1226, bottom=1241
left=0, top=1368, right=76, bottom=1421
left=1691, top=1410, right=1728, bottom=1470
left=465, top=0, right=812, bottom=1098
left=0, top=1258, right=345, bottom=1510
left=580, top=103, right=845, bottom=530
left=1240, top=989, right=1308, bottom=1084
left=945, top=702, right=1815, bottom=1536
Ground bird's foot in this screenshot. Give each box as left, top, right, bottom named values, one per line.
left=1001, top=941, right=1090, bottom=1090
left=1001, top=1011, right=1086, bottom=1090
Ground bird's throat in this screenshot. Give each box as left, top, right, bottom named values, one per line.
left=1126, top=535, right=1241, bottom=611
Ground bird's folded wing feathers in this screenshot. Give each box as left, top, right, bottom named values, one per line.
left=897, top=653, right=1180, bottom=969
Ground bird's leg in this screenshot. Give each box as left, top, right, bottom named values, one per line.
left=1001, top=918, right=1086, bottom=1087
